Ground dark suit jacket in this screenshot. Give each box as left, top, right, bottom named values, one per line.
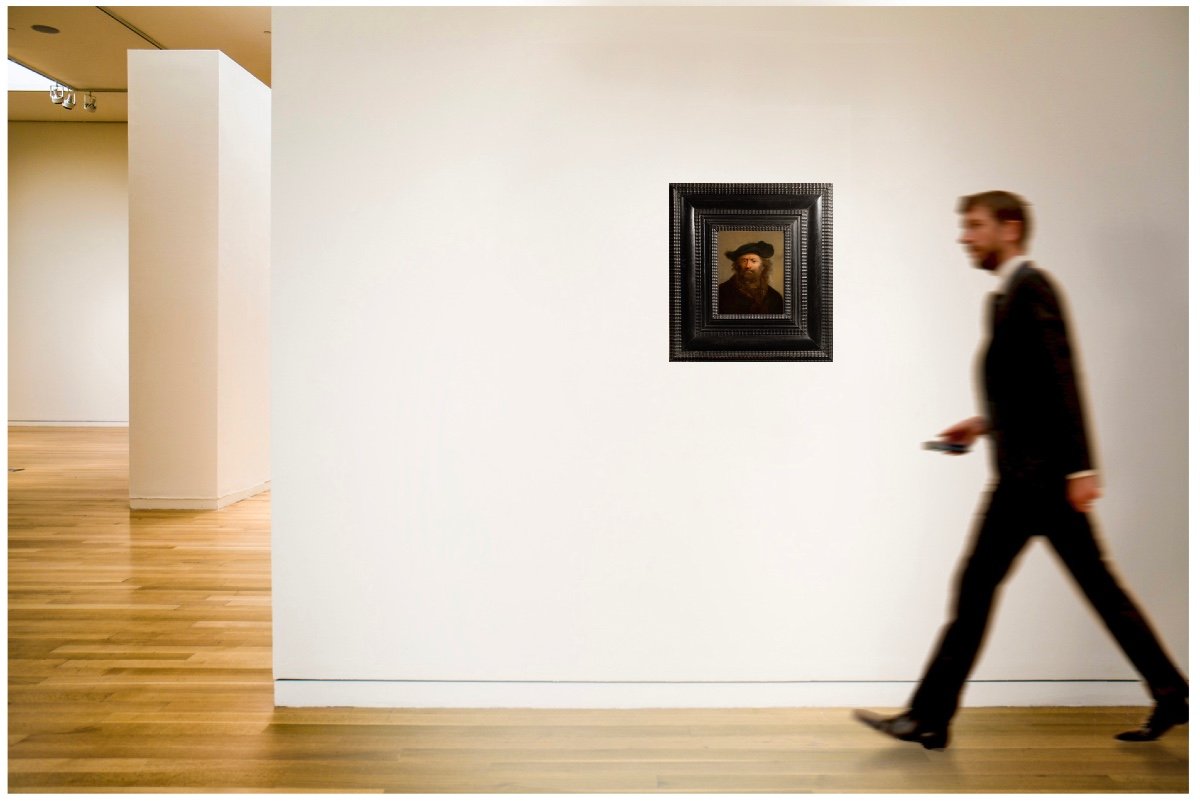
left=984, top=263, right=1093, bottom=485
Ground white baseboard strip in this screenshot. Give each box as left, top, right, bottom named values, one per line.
left=130, top=480, right=270, bottom=510
left=273, top=680, right=1145, bottom=709
left=9, top=420, right=128, bottom=427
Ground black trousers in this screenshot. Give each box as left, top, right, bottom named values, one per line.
left=909, top=480, right=1187, bottom=725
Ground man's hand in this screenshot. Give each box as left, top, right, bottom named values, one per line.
left=1068, top=474, right=1101, bottom=513
left=937, top=416, right=989, bottom=453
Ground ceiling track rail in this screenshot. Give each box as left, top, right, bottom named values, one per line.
left=95, top=6, right=166, bottom=50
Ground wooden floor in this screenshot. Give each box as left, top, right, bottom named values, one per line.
left=8, top=427, right=1188, bottom=793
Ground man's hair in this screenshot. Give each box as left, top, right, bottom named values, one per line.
left=957, top=191, right=1032, bottom=246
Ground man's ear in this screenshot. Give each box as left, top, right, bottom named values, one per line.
left=1000, top=218, right=1023, bottom=246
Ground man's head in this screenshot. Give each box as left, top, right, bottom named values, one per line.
left=957, top=191, right=1031, bottom=272
left=725, top=241, right=775, bottom=285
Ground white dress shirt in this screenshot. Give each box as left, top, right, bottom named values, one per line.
left=992, top=254, right=1027, bottom=294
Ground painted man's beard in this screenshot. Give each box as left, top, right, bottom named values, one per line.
left=734, top=268, right=771, bottom=301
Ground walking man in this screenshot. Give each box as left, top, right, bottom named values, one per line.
left=854, top=191, right=1188, bottom=749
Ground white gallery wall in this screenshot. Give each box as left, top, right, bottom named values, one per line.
left=272, top=7, right=1187, bottom=707
left=9, top=122, right=129, bottom=425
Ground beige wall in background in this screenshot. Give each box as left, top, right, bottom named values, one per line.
left=8, top=122, right=129, bottom=424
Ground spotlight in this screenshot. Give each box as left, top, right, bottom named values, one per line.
left=84, top=92, right=96, bottom=112
left=49, top=83, right=65, bottom=104
left=61, top=91, right=76, bottom=110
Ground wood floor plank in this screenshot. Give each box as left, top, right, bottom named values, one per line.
left=8, top=426, right=1188, bottom=793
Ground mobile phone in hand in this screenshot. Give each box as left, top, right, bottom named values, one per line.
left=923, top=440, right=969, bottom=454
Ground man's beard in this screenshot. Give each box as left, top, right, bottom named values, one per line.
left=974, top=248, right=1000, bottom=272
left=733, top=268, right=771, bottom=301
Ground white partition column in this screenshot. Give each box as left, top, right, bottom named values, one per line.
left=128, top=50, right=270, bottom=510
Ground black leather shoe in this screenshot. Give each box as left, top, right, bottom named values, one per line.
left=1115, top=698, right=1188, bottom=742
left=853, top=709, right=949, bottom=750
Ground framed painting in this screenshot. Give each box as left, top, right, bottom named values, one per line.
left=669, top=183, right=832, bottom=361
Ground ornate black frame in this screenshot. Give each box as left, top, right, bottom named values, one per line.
left=670, top=183, right=832, bottom=361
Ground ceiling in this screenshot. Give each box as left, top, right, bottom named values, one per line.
left=8, top=6, right=271, bottom=123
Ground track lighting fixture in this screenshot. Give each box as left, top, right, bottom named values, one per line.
left=46, top=84, right=99, bottom=113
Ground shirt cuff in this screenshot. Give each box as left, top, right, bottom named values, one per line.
left=1067, top=470, right=1097, bottom=481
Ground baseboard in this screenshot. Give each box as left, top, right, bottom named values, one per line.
left=273, top=679, right=1146, bottom=709
left=130, top=480, right=270, bottom=510
left=9, top=420, right=128, bottom=427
